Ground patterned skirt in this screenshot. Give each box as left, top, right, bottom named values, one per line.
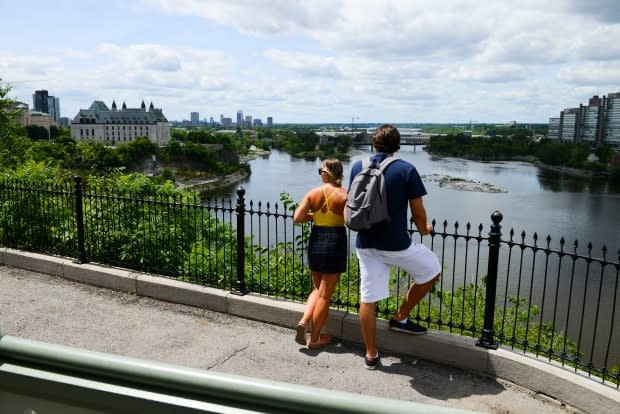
left=307, top=225, right=347, bottom=273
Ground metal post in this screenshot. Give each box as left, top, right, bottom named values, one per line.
left=73, top=176, right=87, bottom=264
left=476, top=210, right=502, bottom=349
left=231, top=187, right=248, bottom=295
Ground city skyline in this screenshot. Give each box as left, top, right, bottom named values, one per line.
left=1, top=0, right=619, bottom=124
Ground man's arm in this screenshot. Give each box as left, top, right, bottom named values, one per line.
left=409, top=197, right=433, bottom=235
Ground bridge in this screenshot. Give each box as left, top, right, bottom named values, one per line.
left=352, top=127, right=432, bottom=148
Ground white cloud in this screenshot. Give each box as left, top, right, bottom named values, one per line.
left=145, top=0, right=338, bottom=38
left=263, top=49, right=344, bottom=78
left=3, top=0, right=620, bottom=122
left=558, top=62, right=620, bottom=84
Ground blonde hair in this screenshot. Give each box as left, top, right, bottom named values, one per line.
left=320, top=158, right=344, bottom=187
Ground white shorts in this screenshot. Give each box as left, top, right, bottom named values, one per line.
left=357, top=243, right=441, bottom=303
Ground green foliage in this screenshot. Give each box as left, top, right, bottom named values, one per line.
left=0, top=80, right=31, bottom=169
left=115, top=136, right=157, bottom=167
left=593, top=145, right=614, bottom=163
left=271, top=129, right=351, bottom=159
left=610, top=164, right=620, bottom=184
left=75, top=141, right=124, bottom=174
left=2, top=159, right=70, bottom=183
left=426, top=134, right=535, bottom=160
left=386, top=280, right=581, bottom=365
left=160, top=167, right=174, bottom=182
left=79, top=173, right=232, bottom=277
left=26, top=124, right=50, bottom=141
left=159, top=138, right=243, bottom=175
left=0, top=162, right=74, bottom=255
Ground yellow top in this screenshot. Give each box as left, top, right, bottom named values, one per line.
left=313, top=186, right=345, bottom=227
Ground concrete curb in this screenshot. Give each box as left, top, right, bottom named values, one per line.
left=1, top=248, right=618, bottom=414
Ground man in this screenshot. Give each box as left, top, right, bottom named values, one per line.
left=348, top=124, right=441, bottom=370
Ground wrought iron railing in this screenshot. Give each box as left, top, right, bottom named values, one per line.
left=0, top=177, right=618, bottom=386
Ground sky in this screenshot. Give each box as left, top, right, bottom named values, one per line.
left=1, top=0, right=620, bottom=124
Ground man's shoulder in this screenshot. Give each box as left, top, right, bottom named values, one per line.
left=386, top=158, right=414, bottom=172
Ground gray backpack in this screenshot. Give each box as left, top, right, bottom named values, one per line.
left=345, top=157, right=397, bottom=232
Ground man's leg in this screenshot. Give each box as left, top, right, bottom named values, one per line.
left=393, top=274, right=439, bottom=321
left=360, top=301, right=378, bottom=358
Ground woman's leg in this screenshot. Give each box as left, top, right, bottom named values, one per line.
left=295, top=272, right=320, bottom=344
left=308, top=272, right=339, bottom=344
left=299, top=271, right=320, bottom=326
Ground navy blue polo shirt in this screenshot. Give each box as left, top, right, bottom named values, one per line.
left=348, top=153, right=427, bottom=251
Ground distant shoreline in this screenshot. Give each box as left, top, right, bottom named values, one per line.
left=532, top=160, right=609, bottom=179
left=177, top=169, right=250, bottom=192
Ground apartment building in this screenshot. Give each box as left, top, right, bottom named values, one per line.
left=549, top=92, right=620, bottom=147
left=605, top=92, right=620, bottom=146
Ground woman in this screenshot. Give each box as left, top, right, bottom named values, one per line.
left=293, top=158, right=348, bottom=349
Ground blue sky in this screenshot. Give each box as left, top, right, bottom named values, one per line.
left=1, top=0, right=619, bottom=124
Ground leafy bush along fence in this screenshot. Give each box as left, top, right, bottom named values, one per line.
left=0, top=176, right=618, bottom=386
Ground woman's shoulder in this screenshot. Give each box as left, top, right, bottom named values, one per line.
left=333, top=186, right=348, bottom=200
left=306, top=185, right=326, bottom=198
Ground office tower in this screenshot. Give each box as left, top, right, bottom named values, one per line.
left=245, top=115, right=252, bottom=126
left=33, top=90, right=49, bottom=113
left=190, top=112, right=199, bottom=125
left=236, top=110, right=243, bottom=126
left=48, top=96, right=61, bottom=123
left=267, top=117, right=273, bottom=127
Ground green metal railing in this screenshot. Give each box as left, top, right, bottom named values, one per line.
left=0, top=335, right=476, bottom=414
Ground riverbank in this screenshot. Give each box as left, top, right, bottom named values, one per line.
left=533, top=160, right=609, bottom=179
left=177, top=169, right=250, bottom=192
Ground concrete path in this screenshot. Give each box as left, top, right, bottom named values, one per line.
left=0, top=264, right=590, bottom=414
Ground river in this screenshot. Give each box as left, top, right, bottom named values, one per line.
left=210, top=145, right=620, bottom=252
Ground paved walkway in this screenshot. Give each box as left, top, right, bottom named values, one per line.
left=0, top=264, right=586, bottom=414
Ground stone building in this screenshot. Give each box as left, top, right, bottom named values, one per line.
left=70, top=100, right=170, bottom=146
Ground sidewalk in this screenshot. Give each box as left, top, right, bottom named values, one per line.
left=1, top=261, right=598, bottom=414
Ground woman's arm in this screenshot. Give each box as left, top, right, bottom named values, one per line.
left=293, top=192, right=314, bottom=223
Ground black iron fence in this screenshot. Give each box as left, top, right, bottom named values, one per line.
left=0, top=177, right=618, bottom=386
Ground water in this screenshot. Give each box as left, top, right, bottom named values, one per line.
left=211, top=146, right=620, bottom=252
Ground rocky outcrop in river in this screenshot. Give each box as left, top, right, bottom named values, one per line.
left=422, top=174, right=507, bottom=193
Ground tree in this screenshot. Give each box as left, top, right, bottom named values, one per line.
left=0, top=79, right=31, bottom=169
left=116, top=136, right=157, bottom=167
left=26, top=125, right=50, bottom=141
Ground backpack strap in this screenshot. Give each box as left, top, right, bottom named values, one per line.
left=378, top=156, right=398, bottom=172
left=361, top=156, right=397, bottom=171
